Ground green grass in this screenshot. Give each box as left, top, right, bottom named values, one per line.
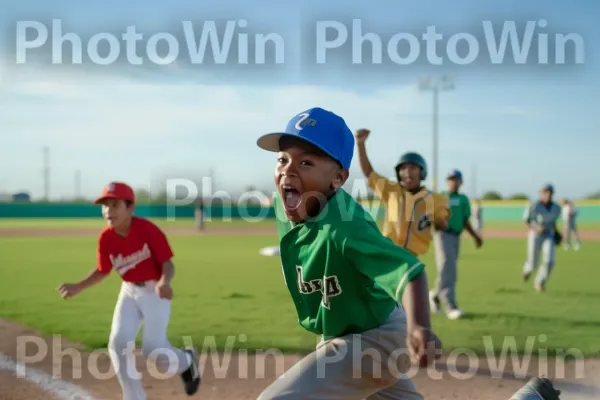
left=0, top=218, right=274, bottom=229
left=0, top=230, right=598, bottom=357
left=2, top=217, right=599, bottom=231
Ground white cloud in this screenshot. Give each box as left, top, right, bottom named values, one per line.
left=1, top=68, right=429, bottom=149
left=0, top=65, right=542, bottom=158
left=12, top=80, right=89, bottom=99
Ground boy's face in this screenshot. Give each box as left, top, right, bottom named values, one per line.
left=447, top=177, right=461, bottom=192
left=398, top=163, right=421, bottom=191
left=275, top=136, right=348, bottom=223
left=540, top=189, right=552, bottom=204
left=101, top=199, right=133, bottom=229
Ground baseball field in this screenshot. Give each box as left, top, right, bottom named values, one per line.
left=1, top=217, right=599, bottom=399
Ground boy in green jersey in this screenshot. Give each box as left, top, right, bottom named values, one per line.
left=256, top=107, right=442, bottom=399
left=430, top=169, right=483, bottom=320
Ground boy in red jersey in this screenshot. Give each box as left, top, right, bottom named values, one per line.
left=57, top=182, right=200, bottom=400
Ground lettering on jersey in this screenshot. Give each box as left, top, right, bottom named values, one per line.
left=417, top=214, right=432, bottom=231
left=296, top=266, right=342, bottom=310
left=109, top=243, right=151, bottom=276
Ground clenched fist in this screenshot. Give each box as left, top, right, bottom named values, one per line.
left=407, top=325, right=443, bottom=368
left=354, top=128, right=370, bottom=143
left=155, top=280, right=173, bottom=300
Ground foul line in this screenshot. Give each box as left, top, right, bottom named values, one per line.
left=0, top=352, right=97, bottom=400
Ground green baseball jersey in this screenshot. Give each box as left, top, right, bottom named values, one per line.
left=273, top=189, right=425, bottom=340
left=443, top=191, right=471, bottom=233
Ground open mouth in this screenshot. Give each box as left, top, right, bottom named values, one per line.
left=281, top=185, right=302, bottom=212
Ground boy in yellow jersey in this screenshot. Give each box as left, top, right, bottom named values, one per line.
left=355, top=129, right=450, bottom=256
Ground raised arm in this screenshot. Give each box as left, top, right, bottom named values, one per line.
left=355, top=128, right=374, bottom=178
left=355, top=128, right=398, bottom=202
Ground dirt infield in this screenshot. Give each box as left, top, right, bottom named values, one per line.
left=2, top=225, right=599, bottom=399
left=1, top=318, right=599, bottom=400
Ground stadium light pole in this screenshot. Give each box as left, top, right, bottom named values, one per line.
left=418, top=75, right=455, bottom=192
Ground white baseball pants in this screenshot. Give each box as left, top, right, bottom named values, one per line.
left=108, top=281, right=191, bottom=400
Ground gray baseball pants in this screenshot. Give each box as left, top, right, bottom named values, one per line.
left=522, top=231, right=556, bottom=285
left=257, top=306, right=422, bottom=399
left=563, top=220, right=580, bottom=248
left=432, top=231, right=461, bottom=311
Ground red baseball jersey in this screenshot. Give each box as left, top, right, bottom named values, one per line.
left=97, top=216, right=173, bottom=283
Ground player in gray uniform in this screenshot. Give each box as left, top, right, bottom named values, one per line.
left=522, top=184, right=561, bottom=293
left=561, top=199, right=581, bottom=251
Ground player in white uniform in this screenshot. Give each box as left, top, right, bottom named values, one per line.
left=561, top=199, right=581, bottom=251
left=470, top=198, right=483, bottom=236
left=522, top=184, right=561, bottom=293
left=58, top=182, right=201, bottom=399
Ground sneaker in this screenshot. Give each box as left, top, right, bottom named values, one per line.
left=180, top=349, right=200, bottom=396
left=574, top=243, right=580, bottom=251
left=523, top=272, right=531, bottom=282
left=429, top=291, right=441, bottom=314
left=535, top=282, right=545, bottom=293
left=447, top=309, right=464, bottom=320
left=509, top=376, right=561, bottom=399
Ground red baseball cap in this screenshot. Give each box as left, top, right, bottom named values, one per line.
left=94, top=182, right=135, bottom=204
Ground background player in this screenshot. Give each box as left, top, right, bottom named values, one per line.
left=195, top=199, right=205, bottom=231
left=256, top=107, right=441, bottom=399
left=522, top=184, right=562, bottom=292
left=355, top=128, right=450, bottom=257
left=471, top=198, right=483, bottom=236
left=430, top=170, right=483, bottom=320
left=561, top=198, right=581, bottom=251
left=258, top=245, right=280, bottom=256
left=57, top=182, right=200, bottom=400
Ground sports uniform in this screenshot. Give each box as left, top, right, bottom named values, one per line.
left=561, top=200, right=580, bottom=251
left=522, top=184, right=561, bottom=292
left=256, top=108, right=437, bottom=399
left=195, top=200, right=205, bottom=230
left=60, top=182, right=200, bottom=400
left=430, top=169, right=481, bottom=320
left=471, top=200, right=483, bottom=235
left=368, top=158, right=450, bottom=256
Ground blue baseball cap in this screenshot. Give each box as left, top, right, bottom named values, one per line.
left=447, top=169, right=463, bottom=180
left=256, top=107, right=355, bottom=169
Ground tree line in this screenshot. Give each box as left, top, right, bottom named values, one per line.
left=10, top=188, right=600, bottom=204
left=480, top=191, right=600, bottom=201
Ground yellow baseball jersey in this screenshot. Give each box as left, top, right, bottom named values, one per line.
left=368, top=171, right=450, bottom=255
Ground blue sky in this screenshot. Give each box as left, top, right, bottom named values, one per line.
left=0, top=0, right=598, bottom=201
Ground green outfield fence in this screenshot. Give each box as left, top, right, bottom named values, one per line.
left=0, top=203, right=273, bottom=219
left=1, top=201, right=600, bottom=221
